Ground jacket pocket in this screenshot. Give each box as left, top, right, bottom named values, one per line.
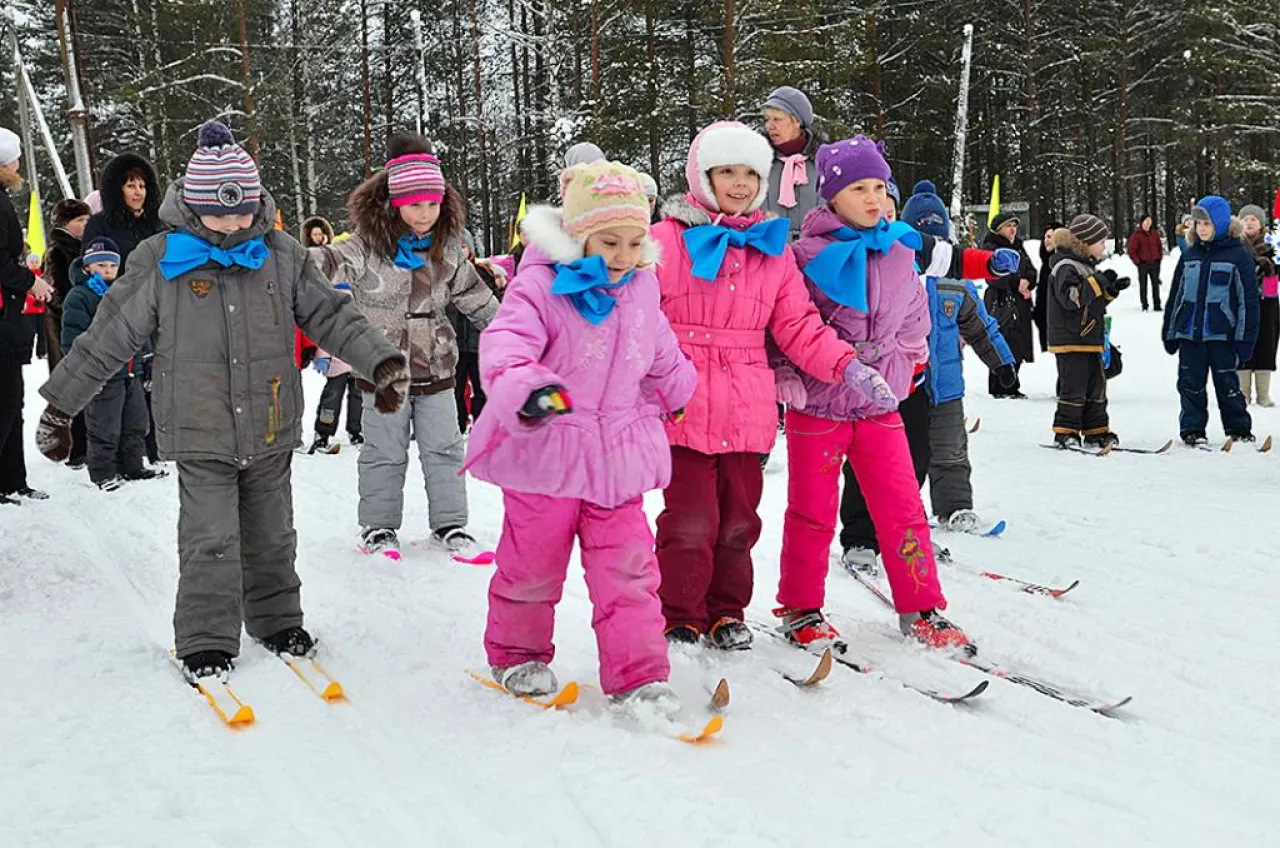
left=266, top=280, right=281, bottom=326
left=1203, top=261, right=1238, bottom=339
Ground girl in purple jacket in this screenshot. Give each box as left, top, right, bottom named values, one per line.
left=463, top=162, right=697, bottom=717
left=773, top=137, right=973, bottom=654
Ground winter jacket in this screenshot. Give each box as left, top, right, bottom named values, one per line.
left=1162, top=217, right=1259, bottom=359
left=764, top=130, right=824, bottom=241
left=465, top=205, right=697, bottom=508
left=0, top=186, right=36, bottom=367
left=651, top=194, right=856, bottom=455
left=1127, top=227, right=1163, bottom=265
left=927, top=277, right=1014, bottom=405
left=1046, top=233, right=1116, bottom=354
left=981, top=231, right=1036, bottom=364
left=448, top=260, right=504, bottom=354
left=40, top=182, right=403, bottom=465
left=777, top=206, right=930, bottom=421
left=81, top=152, right=164, bottom=271
left=60, top=261, right=148, bottom=382
left=310, top=230, right=499, bottom=395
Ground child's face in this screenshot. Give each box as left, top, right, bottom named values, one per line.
left=1244, top=216, right=1262, bottom=238
left=831, top=178, right=886, bottom=229
left=1088, top=240, right=1105, bottom=259
left=709, top=165, right=759, bottom=217
left=66, top=214, right=89, bottom=239
left=584, top=225, right=648, bottom=283
left=87, top=260, right=118, bottom=281
left=1195, top=219, right=1215, bottom=241
left=200, top=213, right=255, bottom=234
left=398, top=200, right=441, bottom=236
left=882, top=197, right=897, bottom=223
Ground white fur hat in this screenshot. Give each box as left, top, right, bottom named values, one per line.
left=0, top=128, right=20, bottom=167
left=684, top=121, right=774, bottom=214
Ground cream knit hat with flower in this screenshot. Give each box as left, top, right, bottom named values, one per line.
left=558, top=161, right=652, bottom=241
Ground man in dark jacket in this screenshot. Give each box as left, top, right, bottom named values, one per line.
left=1126, top=215, right=1164, bottom=311
left=1047, top=215, right=1128, bottom=449
left=982, top=212, right=1036, bottom=397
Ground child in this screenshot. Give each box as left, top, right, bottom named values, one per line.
left=60, top=237, right=162, bottom=490
left=35, top=120, right=406, bottom=681
left=308, top=281, right=365, bottom=453
left=464, top=161, right=696, bottom=713
left=1236, top=204, right=1277, bottom=407
left=651, top=121, right=873, bottom=651
left=311, top=133, right=499, bottom=559
left=1048, top=214, right=1128, bottom=448
left=1163, top=197, right=1259, bottom=444
left=772, top=138, right=971, bottom=652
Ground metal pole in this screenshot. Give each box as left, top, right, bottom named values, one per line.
left=15, top=49, right=75, bottom=199
left=949, top=23, right=974, bottom=242
left=410, top=9, right=427, bottom=136
left=56, top=0, right=93, bottom=196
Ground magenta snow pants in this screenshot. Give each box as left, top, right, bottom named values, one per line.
left=485, top=490, right=670, bottom=695
left=778, top=409, right=945, bottom=615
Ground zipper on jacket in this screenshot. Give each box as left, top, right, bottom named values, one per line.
left=265, top=375, right=281, bottom=445
left=267, top=280, right=280, bottom=326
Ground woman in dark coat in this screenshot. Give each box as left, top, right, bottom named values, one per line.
left=1034, top=221, right=1062, bottom=353
left=982, top=212, right=1036, bottom=397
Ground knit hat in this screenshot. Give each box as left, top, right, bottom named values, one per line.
left=1239, top=204, right=1267, bottom=227
left=82, top=236, right=121, bottom=267
left=1192, top=195, right=1231, bottom=240
left=815, top=136, right=892, bottom=204
left=684, top=121, right=774, bottom=214
left=564, top=142, right=605, bottom=169
left=183, top=121, right=262, bottom=217
left=0, top=128, right=19, bottom=166
left=386, top=152, right=446, bottom=208
left=990, top=210, right=1020, bottom=232
left=1068, top=214, right=1109, bottom=246
left=636, top=172, right=658, bottom=200
left=761, top=86, right=814, bottom=129
left=886, top=178, right=901, bottom=206
left=901, top=180, right=951, bottom=239
left=559, top=160, right=652, bottom=241
left=52, top=198, right=91, bottom=228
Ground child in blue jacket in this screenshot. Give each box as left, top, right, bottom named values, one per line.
left=1162, top=196, right=1259, bottom=445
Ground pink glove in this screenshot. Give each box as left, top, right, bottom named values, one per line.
left=843, top=360, right=898, bottom=415
left=775, top=368, right=807, bottom=410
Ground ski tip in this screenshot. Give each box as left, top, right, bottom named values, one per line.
left=1050, top=580, right=1082, bottom=598
left=227, top=703, right=256, bottom=725
left=710, top=678, right=731, bottom=711
left=543, top=681, right=580, bottom=709
left=1094, top=696, right=1134, bottom=716
left=1154, top=439, right=1174, bottom=454
left=968, top=417, right=981, bottom=434
left=678, top=714, right=724, bottom=743
left=984, top=520, right=1007, bottom=537
left=320, top=680, right=346, bottom=701
left=1221, top=439, right=1235, bottom=453
left=452, top=550, right=496, bottom=565
left=1260, top=435, right=1273, bottom=454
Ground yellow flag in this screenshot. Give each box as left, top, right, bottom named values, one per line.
left=986, top=175, right=1001, bottom=229
left=26, top=186, right=45, bottom=257
left=510, top=192, right=528, bottom=250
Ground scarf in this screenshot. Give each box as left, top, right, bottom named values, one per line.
left=158, top=231, right=269, bottom=281
left=776, top=153, right=810, bottom=209
left=85, top=272, right=109, bottom=297
left=550, top=255, right=634, bottom=325
left=802, top=220, right=922, bottom=312
left=682, top=217, right=789, bottom=281
left=394, top=233, right=434, bottom=270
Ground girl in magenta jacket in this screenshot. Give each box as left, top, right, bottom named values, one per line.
left=651, top=121, right=889, bottom=651
left=464, top=162, right=697, bottom=715
left=774, top=137, right=972, bottom=654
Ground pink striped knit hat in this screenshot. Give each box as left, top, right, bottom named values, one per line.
left=558, top=160, right=651, bottom=241
left=386, top=153, right=446, bottom=208
left=182, top=121, right=261, bottom=216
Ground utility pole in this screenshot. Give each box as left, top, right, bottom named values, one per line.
left=949, top=23, right=975, bottom=242
left=55, top=0, right=93, bottom=195
left=410, top=8, right=426, bottom=135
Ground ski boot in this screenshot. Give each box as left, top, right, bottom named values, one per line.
left=1226, top=431, right=1256, bottom=443
left=840, top=546, right=879, bottom=577
left=664, top=625, right=701, bottom=646
left=181, top=650, right=234, bottom=683
left=945, top=509, right=981, bottom=534
left=707, top=617, right=752, bottom=651
left=0, top=492, right=20, bottom=506
left=14, top=487, right=49, bottom=500
left=492, top=661, right=557, bottom=697
left=433, top=526, right=479, bottom=557
left=122, top=467, right=168, bottom=482
left=1053, top=432, right=1082, bottom=449
left=96, top=476, right=124, bottom=492
left=612, top=681, right=682, bottom=723
left=1084, top=432, right=1120, bottom=450
left=348, top=432, right=365, bottom=445
left=774, top=607, right=840, bottom=647
left=358, top=527, right=400, bottom=557
left=1181, top=430, right=1208, bottom=448
left=900, top=609, right=975, bottom=655
left=261, top=626, right=316, bottom=658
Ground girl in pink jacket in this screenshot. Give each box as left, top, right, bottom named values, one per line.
left=651, top=121, right=890, bottom=651
left=464, top=162, right=697, bottom=716
left=774, top=137, right=972, bottom=654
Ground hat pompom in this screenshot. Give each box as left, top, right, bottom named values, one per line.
left=197, top=120, right=236, bottom=149
left=914, top=180, right=937, bottom=196
left=388, top=132, right=434, bottom=160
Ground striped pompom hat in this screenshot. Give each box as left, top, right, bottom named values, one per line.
left=558, top=160, right=652, bottom=241
left=183, top=120, right=262, bottom=217
left=386, top=153, right=446, bottom=208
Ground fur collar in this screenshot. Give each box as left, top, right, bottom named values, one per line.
left=659, top=194, right=711, bottom=227
left=520, top=204, right=659, bottom=268
left=1050, top=228, right=1098, bottom=262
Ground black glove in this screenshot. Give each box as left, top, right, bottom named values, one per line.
left=519, top=385, right=573, bottom=420
left=994, top=363, right=1018, bottom=389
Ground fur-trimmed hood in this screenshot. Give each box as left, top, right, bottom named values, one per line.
left=300, top=215, right=335, bottom=246
left=519, top=204, right=659, bottom=269
left=684, top=121, right=775, bottom=214
left=97, top=151, right=161, bottom=229
left=1186, top=215, right=1244, bottom=246
left=346, top=170, right=465, bottom=262
left=658, top=192, right=776, bottom=230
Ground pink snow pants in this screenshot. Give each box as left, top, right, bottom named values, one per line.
left=778, top=409, right=945, bottom=614
left=485, top=490, right=670, bottom=695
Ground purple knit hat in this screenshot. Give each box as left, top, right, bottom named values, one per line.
left=183, top=121, right=262, bottom=217
left=815, top=136, right=892, bottom=203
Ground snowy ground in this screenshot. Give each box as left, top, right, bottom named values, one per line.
left=3, top=249, right=1277, bottom=846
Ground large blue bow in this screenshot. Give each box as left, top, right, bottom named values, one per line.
left=394, top=233, right=435, bottom=270
left=85, top=272, right=109, bottom=297
left=550, top=255, right=634, bottom=325
left=682, top=217, right=789, bottom=281
left=158, top=232, right=269, bottom=281
left=802, top=220, right=922, bottom=311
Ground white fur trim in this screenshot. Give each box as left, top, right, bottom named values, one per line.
left=519, top=205, right=584, bottom=265
left=694, top=124, right=775, bottom=213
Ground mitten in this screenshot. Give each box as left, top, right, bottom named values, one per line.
left=314, top=356, right=332, bottom=376
left=775, top=368, right=807, bottom=409
left=371, top=357, right=409, bottom=414
left=994, top=363, right=1018, bottom=389
left=519, top=385, right=573, bottom=420
left=989, top=248, right=1020, bottom=276
left=843, top=360, right=898, bottom=414
left=36, top=404, right=74, bottom=463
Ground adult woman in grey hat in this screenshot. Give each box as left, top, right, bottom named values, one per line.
left=761, top=86, right=824, bottom=241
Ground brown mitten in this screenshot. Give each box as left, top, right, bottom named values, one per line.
left=35, top=404, right=74, bottom=462
left=372, top=357, right=409, bottom=414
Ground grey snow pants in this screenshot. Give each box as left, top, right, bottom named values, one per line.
left=84, top=377, right=149, bottom=484
left=926, top=397, right=973, bottom=521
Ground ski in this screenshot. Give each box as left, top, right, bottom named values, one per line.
left=468, top=670, right=580, bottom=709
left=967, top=417, right=981, bottom=434
left=677, top=715, right=724, bottom=744
left=978, top=571, right=1080, bottom=598
left=708, top=678, right=731, bottom=712
left=782, top=647, right=833, bottom=688
left=452, top=550, right=496, bottom=565
left=1108, top=439, right=1174, bottom=455
left=931, top=519, right=1006, bottom=538
left=171, top=653, right=254, bottom=727
left=1040, top=443, right=1112, bottom=457
left=278, top=653, right=345, bottom=701
left=356, top=542, right=402, bottom=562
left=1221, top=435, right=1272, bottom=453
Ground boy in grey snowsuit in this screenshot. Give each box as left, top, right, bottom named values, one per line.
left=35, top=122, right=408, bottom=681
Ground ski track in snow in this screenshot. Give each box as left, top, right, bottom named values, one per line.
left=2, top=249, right=1276, bottom=845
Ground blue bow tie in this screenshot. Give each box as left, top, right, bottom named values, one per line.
left=158, top=232, right=269, bottom=281
left=394, top=233, right=434, bottom=270
left=682, top=217, right=789, bottom=281
left=85, top=272, right=110, bottom=297
left=802, top=220, right=922, bottom=311
left=550, top=255, right=634, bottom=325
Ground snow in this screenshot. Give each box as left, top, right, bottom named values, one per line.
left=3, top=248, right=1278, bottom=846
